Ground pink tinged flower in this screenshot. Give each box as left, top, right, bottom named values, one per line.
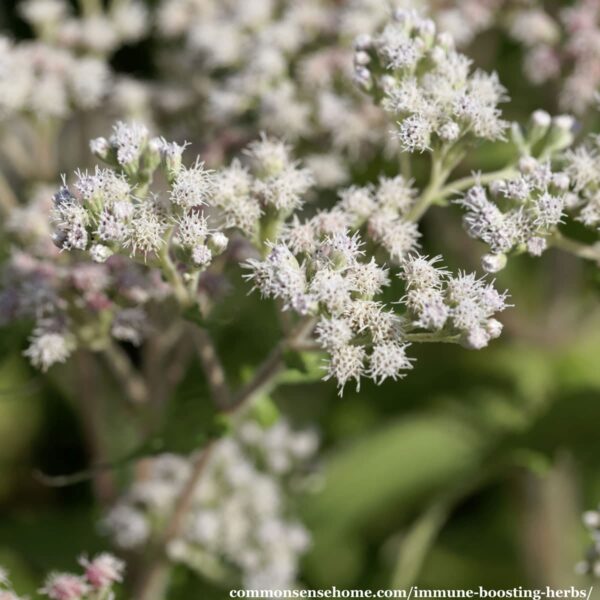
left=80, top=553, right=124, bottom=589
left=40, top=573, right=88, bottom=600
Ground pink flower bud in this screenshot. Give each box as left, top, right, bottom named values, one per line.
left=79, top=554, right=124, bottom=589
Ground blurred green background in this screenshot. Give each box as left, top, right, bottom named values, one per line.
left=1, top=0, right=600, bottom=597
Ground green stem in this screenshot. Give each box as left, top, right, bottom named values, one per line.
left=0, top=169, right=18, bottom=215
left=549, top=232, right=600, bottom=263
left=399, top=152, right=412, bottom=181
left=406, top=155, right=449, bottom=222
left=438, top=166, right=517, bottom=199
left=404, top=332, right=461, bottom=344
left=158, top=229, right=190, bottom=307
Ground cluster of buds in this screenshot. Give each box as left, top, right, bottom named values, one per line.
left=103, top=419, right=317, bottom=589
left=0, top=554, right=124, bottom=600
left=458, top=159, right=569, bottom=271
left=353, top=9, right=508, bottom=154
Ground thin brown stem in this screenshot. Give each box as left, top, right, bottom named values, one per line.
left=133, top=316, right=316, bottom=600
left=134, top=445, right=215, bottom=600
left=229, top=317, right=317, bottom=412
left=191, top=327, right=230, bottom=409
left=102, top=343, right=150, bottom=405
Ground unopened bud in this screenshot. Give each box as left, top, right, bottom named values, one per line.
left=208, top=232, right=228, bottom=255
left=481, top=253, right=507, bottom=273
left=90, top=137, right=110, bottom=161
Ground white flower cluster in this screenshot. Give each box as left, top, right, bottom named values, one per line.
left=564, top=136, right=600, bottom=230
left=354, top=9, right=508, bottom=153
left=457, top=110, right=600, bottom=272
left=52, top=123, right=313, bottom=275
left=341, top=0, right=504, bottom=48
left=336, top=176, right=420, bottom=261
left=103, top=419, right=318, bottom=590
left=401, top=255, right=508, bottom=350
left=154, top=0, right=387, bottom=166
left=245, top=229, right=508, bottom=393
left=458, top=155, right=570, bottom=271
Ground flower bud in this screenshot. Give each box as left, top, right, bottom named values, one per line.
left=518, top=155, right=538, bottom=174
left=527, top=110, right=551, bottom=145
left=353, top=66, right=372, bottom=91
left=544, top=114, right=575, bottom=152
left=142, top=138, right=162, bottom=175
left=89, top=137, right=110, bottom=161
left=208, top=232, right=228, bottom=255
left=526, top=236, right=547, bottom=257
left=461, top=326, right=490, bottom=350
left=531, top=110, right=551, bottom=128
left=90, top=244, right=113, bottom=263
left=192, top=244, right=212, bottom=267
left=353, top=34, right=372, bottom=51
left=481, top=253, right=507, bottom=273
left=354, top=51, right=370, bottom=66
left=485, top=318, right=503, bottom=340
